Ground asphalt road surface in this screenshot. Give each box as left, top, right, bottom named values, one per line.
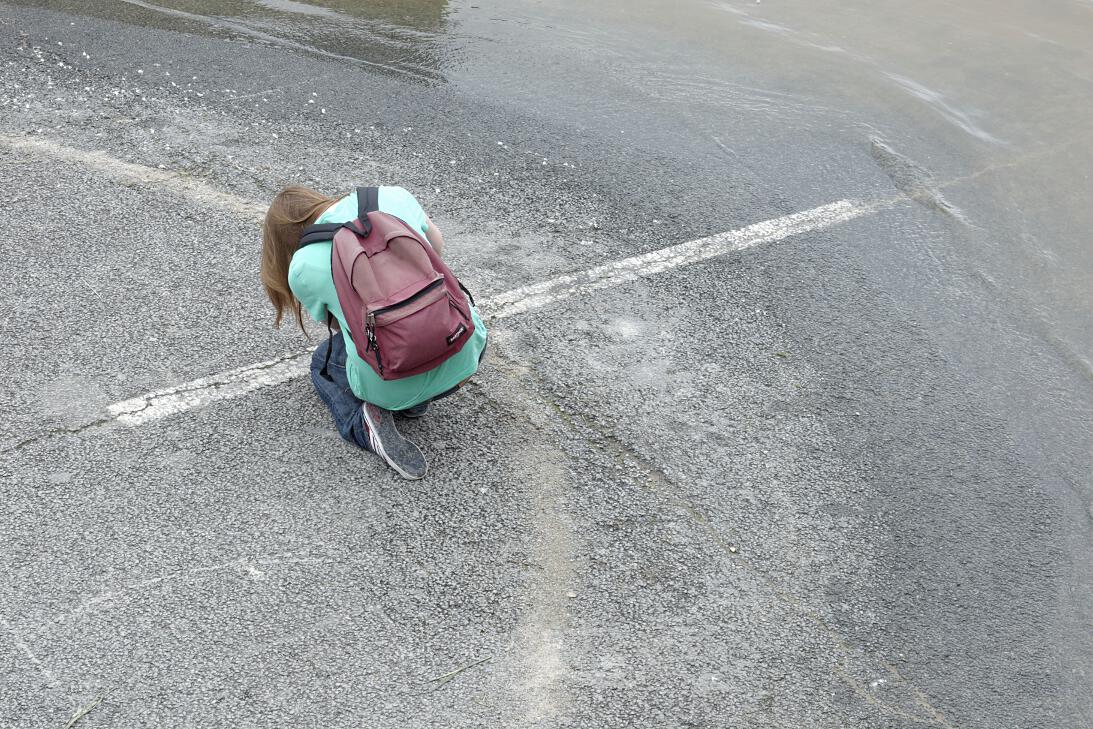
left=1, top=1, right=1091, bottom=727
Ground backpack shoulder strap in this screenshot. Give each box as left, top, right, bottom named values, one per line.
left=357, top=186, right=379, bottom=219
left=298, top=187, right=379, bottom=248
left=298, top=223, right=343, bottom=248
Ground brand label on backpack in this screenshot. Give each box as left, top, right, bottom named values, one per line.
left=446, top=323, right=467, bottom=345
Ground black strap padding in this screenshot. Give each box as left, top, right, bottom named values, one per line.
left=357, top=186, right=379, bottom=218
left=298, top=223, right=344, bottom=248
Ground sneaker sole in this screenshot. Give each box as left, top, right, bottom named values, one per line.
left=362, top=404, right=428, bottom=480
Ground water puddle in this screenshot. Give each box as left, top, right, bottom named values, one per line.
left=12, top=0, right=457, bottom=82
left=254, top=0, right=341, bottom=18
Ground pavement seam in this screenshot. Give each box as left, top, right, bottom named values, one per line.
left=480, top=344, right=957, bottom=728
left=463, top=362, right=577, bottom=724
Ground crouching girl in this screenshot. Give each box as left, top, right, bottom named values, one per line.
left=261, top=185, right=487, bottom=479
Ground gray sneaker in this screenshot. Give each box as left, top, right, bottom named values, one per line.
left=398, top=401, right=431, bottom=419
left=360, top=402, right=427, bottom=479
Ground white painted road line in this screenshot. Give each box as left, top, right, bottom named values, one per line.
left=486, top=199, right=867, bottom=320
left=2, top=133, right=875, bottom=426
left=108, top=199, right=873, bottom=426
left=108, top=352, right=314, bottom=426
left=0, top=133, right=268, bottom=221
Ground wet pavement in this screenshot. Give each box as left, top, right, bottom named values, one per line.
left=1, top=1, right=1091, bottom=727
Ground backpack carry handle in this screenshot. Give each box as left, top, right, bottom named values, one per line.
left=328, top=186, right=380, bottom=239
left=342, top=218, right=373, bottom=238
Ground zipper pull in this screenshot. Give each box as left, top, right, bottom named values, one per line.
left=371, top=333, right=384, bottom=375
left=365, top=312, right=376, bottom=352
left=364, top=314, right=384, bottom=375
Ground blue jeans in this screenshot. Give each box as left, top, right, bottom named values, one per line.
left=310, top=333, right=371, bottom=450
left=309, top=332, right=485, bottom=450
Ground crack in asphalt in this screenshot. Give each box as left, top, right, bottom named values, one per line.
left=109, top=349, right=313, bottom=416
left=1, top=350, right=312, bottom=455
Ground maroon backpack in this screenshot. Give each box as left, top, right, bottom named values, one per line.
left=298, top=187, right=475, bottom=381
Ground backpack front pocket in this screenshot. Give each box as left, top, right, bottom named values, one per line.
left=368, top=277, right=467, bottom=375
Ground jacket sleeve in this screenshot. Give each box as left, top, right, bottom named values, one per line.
left=287, top=250, right=332, bottom=324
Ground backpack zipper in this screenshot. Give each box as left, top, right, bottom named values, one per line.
left=365, top=312, right=385, bottom=375
left=369, top=278, right=444, bottom=318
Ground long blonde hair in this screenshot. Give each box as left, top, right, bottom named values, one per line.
left=261, top=186, right=337, bottom=333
